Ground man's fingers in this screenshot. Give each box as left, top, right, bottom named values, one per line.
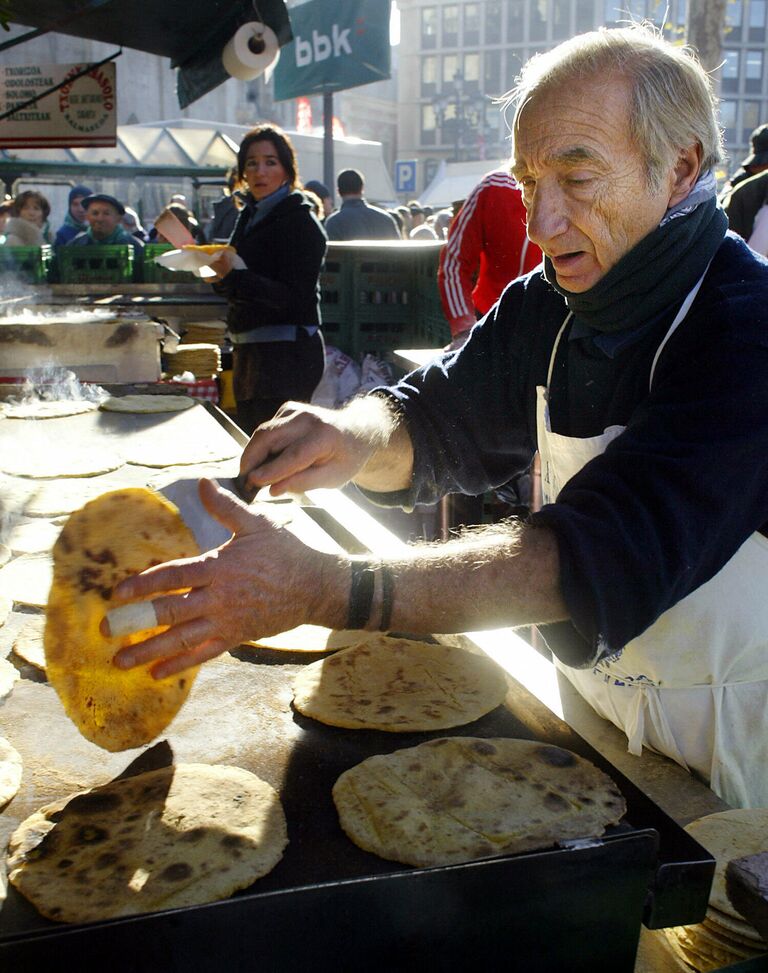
left=113, top=616, right=214, bottom=669
left=112, top=556, right=207, bottom=602
left=150, top=638, right=231, bottom=680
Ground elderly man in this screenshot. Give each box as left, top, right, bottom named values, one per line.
left=69, top=193, right=145, bottom=264
left=108, top=27, right=768, bottom=809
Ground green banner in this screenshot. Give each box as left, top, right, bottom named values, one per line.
left=274, top=0, right=390, bottom=101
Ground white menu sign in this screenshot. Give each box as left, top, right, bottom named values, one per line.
left=0, top=61, right=117, bottom=148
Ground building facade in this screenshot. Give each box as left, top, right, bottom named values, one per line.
left=397, top=0, right=768, bottom=195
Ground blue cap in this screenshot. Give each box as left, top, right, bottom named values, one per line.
left=81, top=193, right=125, bottom=216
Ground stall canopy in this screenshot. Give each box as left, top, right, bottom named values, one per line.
left=4, top=0, right=292, bottom=107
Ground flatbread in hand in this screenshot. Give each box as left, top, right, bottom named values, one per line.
left=333, top=737, right=627, bottom=868
left=7, top=763, right=288, bottom=923
left=45, top=488, right=200, bottom=751
left=293, top=636, right=509, bottom=731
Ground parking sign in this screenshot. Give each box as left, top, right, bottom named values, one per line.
left=395, top=159, right=417, bottom=194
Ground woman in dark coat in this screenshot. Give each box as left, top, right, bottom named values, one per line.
left=210, top=124, right=327, bottom=435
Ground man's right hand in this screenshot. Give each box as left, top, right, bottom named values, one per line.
left=238, top=397, right=411, bottom=497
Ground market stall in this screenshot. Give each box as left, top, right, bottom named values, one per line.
left=0, top=396, right=737, bottom=971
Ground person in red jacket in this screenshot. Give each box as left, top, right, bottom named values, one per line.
left=438, top=169, right=542, bottom=346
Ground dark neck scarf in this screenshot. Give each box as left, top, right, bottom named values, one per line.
left=543, top=197, right=728, bottom=333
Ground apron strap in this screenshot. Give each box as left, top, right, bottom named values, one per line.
left=648, top=260, right=713, bottom=391
left=546, top=312, right=573, bottom=387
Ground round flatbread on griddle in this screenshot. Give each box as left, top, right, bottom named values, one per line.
left=0, top=657, right=19, bottom=700
left=333, top=737, right=627, bottom=868
left=12, top=613, right=46, bottom=669
left=0, top=737, right=22, bottom=807
left=2, top=400, right=99, bottom=419
left=0, top=553, right=53, bottom=608
left=0, top=440, right=123, bottom=479
left=7, top=763, right=288, bottom=923
left=293, top=636, right=508, bottom=731
left=100, top=395, right=196, bottom=414
left=45, top=488, right=200, bottom=752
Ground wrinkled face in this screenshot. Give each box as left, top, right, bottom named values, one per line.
left=85, top=202, right=122, bottom=239
left=19, top=198, right=45, bottom=227
left=70, top=195, right=88, bottom=224
left=512, top=76, right=680, bottom=293
left=243, top=140, right=288, bottom=200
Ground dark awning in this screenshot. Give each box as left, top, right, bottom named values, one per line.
left=6, top=0, right=292, bottom=107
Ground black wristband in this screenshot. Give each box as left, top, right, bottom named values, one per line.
left=346, top=559, right=376, bottom=630
left=379, top=564, right=394, bottom=632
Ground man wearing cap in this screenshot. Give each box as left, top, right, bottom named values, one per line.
left=69, top=193, right=145, bottom=267
left=324, top=169, right=400, bottom=241
left=304, top=180, right=333, bottom=220
left=721, top=125, right=768, bottom=242
left=53, top=184, right=93, bottom=247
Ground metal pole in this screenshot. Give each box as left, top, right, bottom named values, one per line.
left=323, top=89, right=334, bottom=194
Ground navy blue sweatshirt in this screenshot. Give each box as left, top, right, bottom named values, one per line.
left=369, top=234, right=768, bottom=666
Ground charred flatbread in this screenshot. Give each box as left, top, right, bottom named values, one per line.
left=45, top=488, right=200, bottom=751
left=333, top=737, right=627, bottom=868
left=0, top=737, right=22, bottom=807
left=7, top=763, right=288, bottom=923
left=293, top=636, right=508, bottom=731
left=100, top=395, right=196, bottom=414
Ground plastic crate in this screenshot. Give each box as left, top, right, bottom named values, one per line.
left=319, top=253, right=354, bottom=353
left=0, top=245, right=53, bottom=282
left=142, top=243, right=198, bottom=284
left=57, top=245, right=134, bottom=283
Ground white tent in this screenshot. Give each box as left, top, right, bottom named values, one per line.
left=421, top=159, right=510, bottom=208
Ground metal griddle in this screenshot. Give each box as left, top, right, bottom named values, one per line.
left=0, top=402, right=716, bottom=971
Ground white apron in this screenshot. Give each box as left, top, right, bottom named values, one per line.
left=536, top=274, right=768, bottom=807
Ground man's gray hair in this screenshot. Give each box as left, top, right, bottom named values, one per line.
left=506, top=23, right=724, bottom=190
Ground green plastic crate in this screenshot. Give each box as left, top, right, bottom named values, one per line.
left=57, top=245, right=134, bottom=283
left=142, top=243, right=198, bottom=284
left=0, top=245, right=53, bottom=282
left=319, top=252, right=354, bottom=352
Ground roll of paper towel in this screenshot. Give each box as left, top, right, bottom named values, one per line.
left=222, top=22, right=280, bottom=81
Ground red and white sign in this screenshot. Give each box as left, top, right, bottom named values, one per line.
left=0, top=61, right=117, bottom=149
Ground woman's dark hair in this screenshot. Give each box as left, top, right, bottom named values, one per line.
left=12, top=189, right=51, bottom=221
left=237, top=124, right=299, bottom=189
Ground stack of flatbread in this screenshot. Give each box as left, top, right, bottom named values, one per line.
left=658, top=809, right=768, bottom=970
left=167, top=343, right=221, bottom=378
left=179, top=322, right=227, bottom=348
